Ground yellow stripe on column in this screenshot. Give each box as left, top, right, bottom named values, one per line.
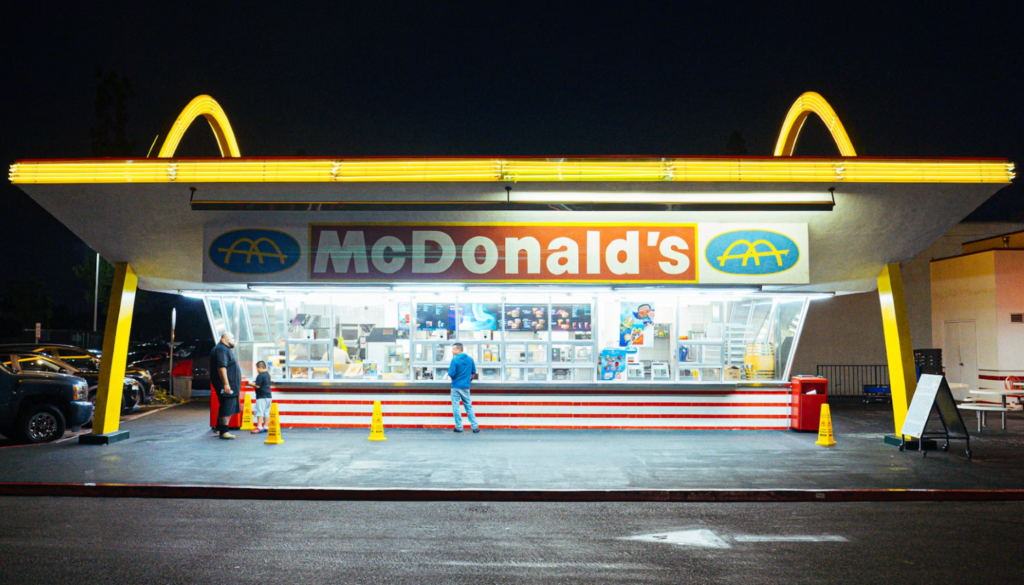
left=877, top=263, right=917, bottom=437
left=92, top=263, right=138, bottom=436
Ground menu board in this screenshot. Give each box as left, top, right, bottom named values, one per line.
left=504, top=304, right=548, bottom=331
left=416, top=303, right=455, bottom=331
left=552, top=304, right=592, bottom=332
left=458, top=303, right=501, bottom=330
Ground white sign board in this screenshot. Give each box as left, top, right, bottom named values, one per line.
left=900, top=374, right=943, bottom=439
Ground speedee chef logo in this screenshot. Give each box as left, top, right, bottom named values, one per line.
left=704, top=229, right=799, bottom=276
left=307, top=223, right=697, bottom=283
left=209, top=229, right=302, bottom=274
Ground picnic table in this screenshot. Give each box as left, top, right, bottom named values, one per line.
left=960, top=389, right=1022, bottom=431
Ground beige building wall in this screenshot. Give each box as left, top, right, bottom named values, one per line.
left=994, top=252, right=1024, bottom=374
left=790, top=222, right=1024, bottom=377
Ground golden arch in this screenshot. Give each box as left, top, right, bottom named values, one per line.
left=156, top=95, right=241, bottom=158
left=717, top=240, right=789, bottom=267
left=217, top=238, right=288, bottom=264
left=773, top=92, right=857, bottom=157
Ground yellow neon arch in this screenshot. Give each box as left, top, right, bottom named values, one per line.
left=156, top=95, right=241, bottom=158
left=774, top=92, right=857, bottom=157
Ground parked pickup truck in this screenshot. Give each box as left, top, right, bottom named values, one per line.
left=0, top=359, right=92, bottom=443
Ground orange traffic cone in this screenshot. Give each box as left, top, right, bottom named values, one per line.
left=264, top=403, right=284, bottom=445
left=368, top=400, right=387, bottom=441
left=815, top=403, right=837, bottom=447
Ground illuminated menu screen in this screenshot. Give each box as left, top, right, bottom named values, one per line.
left=416, top=303, right=455, bottom=331
left=551, top=304, right=592, bottom=331
left=503, top=304, right=548, bottom=331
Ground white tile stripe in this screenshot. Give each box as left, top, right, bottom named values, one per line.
left=280, top=415, right=790, bottom=428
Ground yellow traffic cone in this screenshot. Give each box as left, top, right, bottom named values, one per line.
left=367, top=400, right=387, bottom=442
left=815, top=403, right=837, bottom=447
left=240, top=392, right=255, bottom=431
left=264, top=403, right=284, bottom=445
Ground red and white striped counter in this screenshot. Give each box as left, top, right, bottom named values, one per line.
left=255, top=383, right=793, bottom=430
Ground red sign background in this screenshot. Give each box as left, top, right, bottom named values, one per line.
left=308, top=223, right=697, bottom=283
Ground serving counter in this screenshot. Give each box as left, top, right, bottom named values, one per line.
left=245, top=381, right=793, bottom=430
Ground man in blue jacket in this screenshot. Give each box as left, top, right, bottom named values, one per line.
left=448, top=343, right=479, bottom=433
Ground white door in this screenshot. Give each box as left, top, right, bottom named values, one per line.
left=959, top=321, right=979, bottom=391
left=944, top=320, right=979, bottom=390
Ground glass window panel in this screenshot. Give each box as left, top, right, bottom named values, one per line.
left=266, top=299, right=287, bottom=343
left=246, top=300, right=270, bottom=342
left=573, top=368, right=594, bottom=382
left=526, top=343, right=547, bottom=363
left=573, top=345, right=594, bottom=363
left=552, top=344, right=574, bottom=363
left=311, top=366, right=330, bottom=380
left=434, top=344, right=453, bottom=363
left=414, top=344, right=431, bottom=363
left=479, top=366, right=501, bottom=381
left=775, top=299, right=807, bottom=379
left=479, top=343, right=501, bottom=364
left=505, top=367, right=524, bottom=382
left=506, top=344, right=526, bottom=363
left=552, top=367, right=572, bottom=381
left=308, top=342, right=331, bottom=362
left=209, top=298, right=226, bottom=337
left=526, top=367, right=547, bottom=381
left=290, top=367, right=310, bottom=379
left=288, top=343, right=310, bottom=362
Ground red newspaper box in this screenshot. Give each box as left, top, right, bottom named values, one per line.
left=791, top=376, right=828, bottom=431
left=209, top=382, right=253, bottom=430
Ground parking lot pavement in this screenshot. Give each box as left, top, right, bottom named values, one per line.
left=0, top=497, right=1018, bottom=584
left=2, top=400, right=1024, bottom=490
left=0, top=403, right=180, bottom=448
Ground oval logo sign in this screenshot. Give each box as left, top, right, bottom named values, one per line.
left=705, top=229, right=799, bottom=275
left=209, top=229, right=300, bottom=274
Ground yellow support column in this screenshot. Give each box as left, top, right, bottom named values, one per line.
left=877, top=263, right=917, bottom=442
left=80, top=263, right=137, bottom=445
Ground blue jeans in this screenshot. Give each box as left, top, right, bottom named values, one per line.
left=451, top=387, right=478, bottom=430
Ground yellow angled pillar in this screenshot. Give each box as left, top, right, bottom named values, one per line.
left=81, top=262, right=137, bottom=444
left=878, top=263, right=917, bottom=438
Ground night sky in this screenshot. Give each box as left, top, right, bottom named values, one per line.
left=2, top=3, right=1021, bottom=329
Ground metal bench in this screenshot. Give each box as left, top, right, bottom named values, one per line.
left=957, top=403, right=1009, bottom=432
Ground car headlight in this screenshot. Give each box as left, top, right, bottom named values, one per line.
left=73, top=381, right=88, bottom=401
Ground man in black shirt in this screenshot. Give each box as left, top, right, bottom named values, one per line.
left=210, top=332, right=242, bottom=440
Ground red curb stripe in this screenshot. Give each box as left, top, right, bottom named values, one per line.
left=1, top=483, right=1023, bottom=503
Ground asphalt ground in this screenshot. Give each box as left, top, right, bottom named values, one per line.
left=2, top=400, right=1024, bottom=490
left=0, top=497, right=1019, bottom=584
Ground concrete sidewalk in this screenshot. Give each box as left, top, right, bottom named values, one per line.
left=1, top=400, right=1023, bottom=490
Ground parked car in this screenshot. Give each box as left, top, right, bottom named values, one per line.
left=0, top=355, right=92, bottom=443
left=133, top=338, right=216, bottom=392
left=0, top=352, right=141, bottom=423
left=0, top=344, right=155, bottom=404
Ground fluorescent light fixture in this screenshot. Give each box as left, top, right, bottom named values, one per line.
left=248, top=285, right=392, bottom=294
left=612, top=286, right=761, bottom=295
left=464, top=286, right=613, bottom=293
left=180, top=292, right=207, bottom=299
left=509, top=191, right=834, bottom=205
left=806, top=293, right=835, bottom=301
left=392, top=285, right=466, bottom=293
